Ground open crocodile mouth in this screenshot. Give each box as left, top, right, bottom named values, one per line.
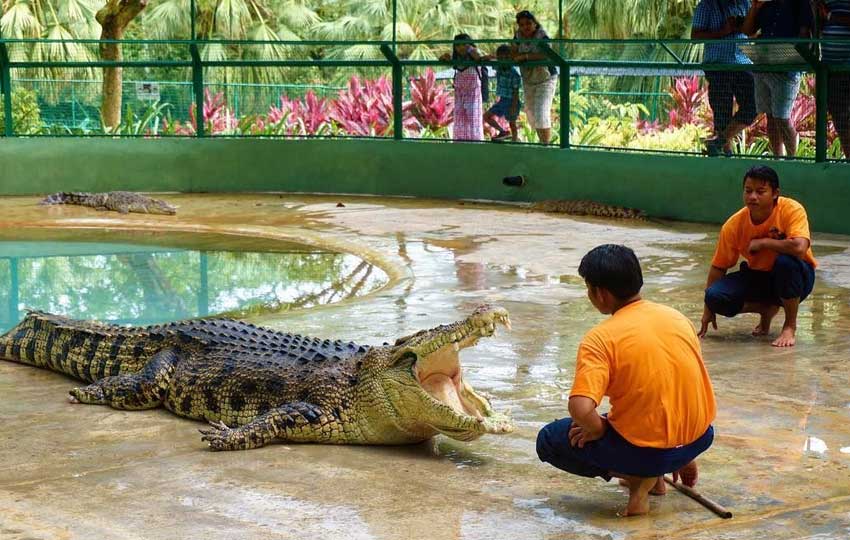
left=404, top=306, right=514, bottom=438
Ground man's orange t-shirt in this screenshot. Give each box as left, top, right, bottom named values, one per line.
left=712, top=196, right=817, bottom=272
left=569, top=300, right=716, bottom=449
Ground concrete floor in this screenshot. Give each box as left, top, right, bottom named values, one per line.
left=1, top=193, right=849, bottom=540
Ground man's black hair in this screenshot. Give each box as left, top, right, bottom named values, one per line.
left=578, top=244, right=643, bottom=300
left=743, top=165, right=780, bottom=190
left=496, top=44, right=512, bottom=56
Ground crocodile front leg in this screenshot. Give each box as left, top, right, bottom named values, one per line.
left=199, top=402, right=338, bottom=451
left=68, top=349, right=180, bottom=410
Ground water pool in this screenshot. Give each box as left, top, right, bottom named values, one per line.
left=0, top=229, right=388, bottom=332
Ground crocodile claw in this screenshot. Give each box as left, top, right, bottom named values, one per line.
left=199, top=420, right=233, bottom=451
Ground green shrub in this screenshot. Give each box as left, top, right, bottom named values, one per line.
left=628, top=124, right=709, bottom=152
left=0, top=88, right=43, bottom=135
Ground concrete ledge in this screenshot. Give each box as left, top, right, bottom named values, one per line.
left=1, top=138, right=847, bottom=234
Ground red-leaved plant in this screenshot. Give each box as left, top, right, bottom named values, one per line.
left=259, top=90, right=331, bottom=135
left=330, top=75, right=418, bottom=136
left=407, top=68, right=453, bottom=132
left=668, top=76, right=710, bottom=129
left=163, top=88, right=237, bottom=135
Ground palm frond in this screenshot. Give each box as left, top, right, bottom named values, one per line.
left=214, top=0, right=251, bottom=38
left=275, top=0, right=320, bottom=30
left=1, top=2, right=44, bottom=38
left=143, top=0, right=190, bottom=39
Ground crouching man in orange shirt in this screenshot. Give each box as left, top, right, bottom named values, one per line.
left=699, top=165, right=817, bottom=347
left=537, top=244, right=716, bottom=516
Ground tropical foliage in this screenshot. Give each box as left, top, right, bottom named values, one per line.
left=0, top=87, right=43, bottom=133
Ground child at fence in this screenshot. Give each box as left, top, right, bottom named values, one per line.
left=484, top=45, right=522, bottom=142
left=440, top=34, right=485, bottom=141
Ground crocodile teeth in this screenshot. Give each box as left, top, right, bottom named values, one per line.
left=452, top=342, right=460, bottom=352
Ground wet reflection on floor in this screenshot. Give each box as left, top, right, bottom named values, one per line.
left=0, top=194, right=848, bottom=540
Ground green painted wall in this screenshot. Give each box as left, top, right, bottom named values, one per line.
left=1, top=138, right=848, bottom=234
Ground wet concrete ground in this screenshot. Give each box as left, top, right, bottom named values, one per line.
left=1, top=194, right=849, bottom=540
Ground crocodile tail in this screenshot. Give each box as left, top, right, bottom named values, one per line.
left=38, top=192, right=92, bottom=206
left=0, top=311, right=152, bottom=383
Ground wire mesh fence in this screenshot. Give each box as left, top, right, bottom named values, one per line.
left=0, top=37, right=847, bottom=161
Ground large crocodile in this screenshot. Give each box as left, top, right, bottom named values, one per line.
left=0, top=306, right=514, bottom=450
left=39, top=191, right=177, bottom=215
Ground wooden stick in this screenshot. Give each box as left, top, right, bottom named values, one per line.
left=663, top=476, right=733, bottom=519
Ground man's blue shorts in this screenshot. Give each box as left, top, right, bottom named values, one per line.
left=705, top=254, right=816, bottom=318
left=487, top=98, right=521, bottom=122
left=537, top=417, right=714, bottom=479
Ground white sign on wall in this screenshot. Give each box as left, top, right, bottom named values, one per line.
left=135, top=82, right=161, bottom=101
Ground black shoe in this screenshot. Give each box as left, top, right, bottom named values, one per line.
left=704, top=138, right=731, bottom=157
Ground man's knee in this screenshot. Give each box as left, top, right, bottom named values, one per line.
left=705, top=285, right=740, bottom=317
left=772, top=255, right=814, bottom=300
left=536, top=418, right=571, bottom=463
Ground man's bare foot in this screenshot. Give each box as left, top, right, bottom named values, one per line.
left=620, top=476, right=664, bottom=495
left=649, top=476, right=666, bottom=495
left=772, top=326, right=796, bottom=347
left=753, top=305, right=780, bottom=336
left=620, top=476, right=657, bottom=516
left=674, top=461, right=698, bottom=487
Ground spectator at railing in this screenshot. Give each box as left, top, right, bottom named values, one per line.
left=440, top=34, right=486, bottom=142
left=692, top=0, right=758, bottom=156
left=512, top=10, right=558, bottom=145
left=742, top=0, right=813, bottom=157
left=484, top=45, right=522, bottom=142
left=817, top=0, right=850, bottom=158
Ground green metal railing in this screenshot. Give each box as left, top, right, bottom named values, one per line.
left=0, top=37, right=848, bottom=161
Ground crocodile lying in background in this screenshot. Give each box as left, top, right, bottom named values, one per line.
left=39, top=191, right=177, bottom=215
left=0, top=305, right=514, bottom=451
left=529, top=200, right=646, bottom=220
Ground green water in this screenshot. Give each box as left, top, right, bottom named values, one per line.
left=0, top=230, right=388, bottom=332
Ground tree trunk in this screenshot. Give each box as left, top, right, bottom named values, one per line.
left=97, top=0, right=148, bottom=130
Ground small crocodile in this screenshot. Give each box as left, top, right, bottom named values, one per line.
left=530, top=200, right=646, bottom=220
left=39, top=191, right=177, bottom=215
left=0, top=306, right=514, bottom=451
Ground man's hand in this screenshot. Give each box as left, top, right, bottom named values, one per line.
left=748, top=238, right=766, bottom=254
left=568, top=416, right=607, bottom=448
left=698, top=306, right=717, bottom=338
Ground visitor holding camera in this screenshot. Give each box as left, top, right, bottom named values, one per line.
left=741, top=0, right=813, bottom=157
left=692, top=0, right=758, bottom=156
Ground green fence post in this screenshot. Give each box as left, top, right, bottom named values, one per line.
left=815, top=66, right=828, bottom=163
left=190, top=0, right=196, bottom=40
left=560, top=65, right=570, bottom=149
left=0, top=42, right=13, bottom=137
left=189, top=42, right=205, bottom=138
left=379, top=44, right=402, bottom=140
left=391, top=0, right=397, bottom=52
